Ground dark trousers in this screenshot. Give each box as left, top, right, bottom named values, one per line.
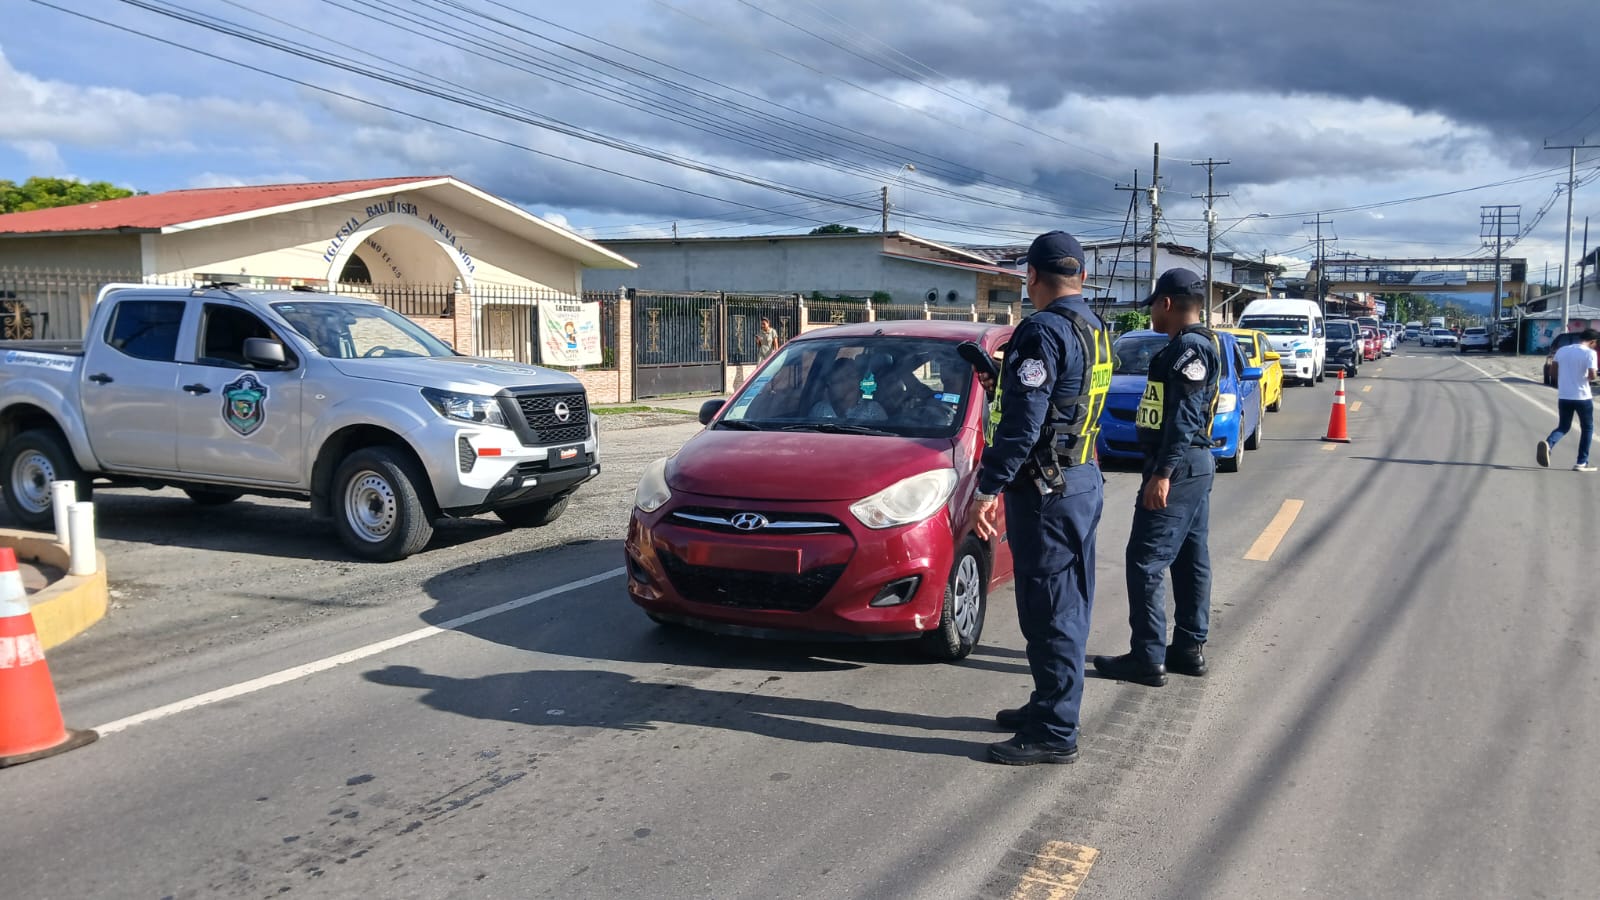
left=1547, top=398, right=1594, bottom=465
left=1004, top=470, right=1103, bottom=745
left=1126, top=448, right=1215, bottom=668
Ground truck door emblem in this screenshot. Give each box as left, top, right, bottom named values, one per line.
left=222, top=374, right=269, bottom=436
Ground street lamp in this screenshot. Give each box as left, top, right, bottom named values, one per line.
left=882, top=164, right=916, bottom=233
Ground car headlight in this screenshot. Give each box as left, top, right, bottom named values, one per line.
left=1295, top=348, right=1313, bottom=358
left=1215, top=393, right=1238, bottom=414
left=635, top=457, right=673, bottom=513
left=850, top=469, right=959, bottom=530
left=421, top=388, right=509, bottom=427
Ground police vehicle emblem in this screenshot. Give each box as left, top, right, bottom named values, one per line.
left=221, top=373, right=268, bottom=436
left=1018, top=359, right=1046, bottom=387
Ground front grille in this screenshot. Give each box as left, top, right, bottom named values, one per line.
left=658, top=552, right=846, bottom=612
left=1106, top=439, right=1142, bottom=454
left=668, top=507, right=846, bottom=535
left=1106, top=407, right=1135, bottom=422
left=513, top=391, right=590, bottom=445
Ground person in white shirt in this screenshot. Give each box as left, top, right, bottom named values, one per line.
left=1537, top=328, right=1600, bottom=472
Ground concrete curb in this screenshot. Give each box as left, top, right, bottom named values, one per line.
left=0, top=528, right=108, bottom=650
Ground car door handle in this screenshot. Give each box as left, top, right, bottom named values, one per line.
left=182, top=383, right=212, bottom=395
left=87, top=373, right=114, bottom=384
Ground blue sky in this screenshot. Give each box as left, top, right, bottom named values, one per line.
left=4, top=0, right=1599, bottom=280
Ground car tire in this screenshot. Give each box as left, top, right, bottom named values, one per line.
left=1268, top=390, right=1281, bottom=413
left=494, top=495, right=570, bottom=528
left=1245, top=414, right=1262, bottom=451
left=184, top=488, right=243, bottom=506
left=1315, top=364, right=1325, bottom=383
left=920, top=538, right=987, bottom=661
left=1218, top=437, right=1242, bottom=473
left=2, top=428, right=87, bottom=530
left=332, top=446, right=435, bottom=562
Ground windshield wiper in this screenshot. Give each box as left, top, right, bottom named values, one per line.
left=715, top=420, right=765, bottom=431
left=784, top=422, right=896, bottom=437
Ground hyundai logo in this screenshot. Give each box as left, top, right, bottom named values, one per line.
left=730, top=512, right=768, bottom=532
left=553, top=401, right=571, bottom=422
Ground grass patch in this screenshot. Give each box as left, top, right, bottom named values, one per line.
left=594, top=405, right=698, bottom=416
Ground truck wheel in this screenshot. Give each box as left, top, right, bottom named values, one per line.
left=184, top=488, right=243, bottom=506
left=920, top=538, right=987, bottom=661
left=3, top=428, right=85, bottom=530
left=494, top=496, right=570, bottom=528
left=332, top=447, right=434, bottom=562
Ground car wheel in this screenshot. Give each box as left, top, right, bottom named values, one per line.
left=1315, top=364, right=1325, bottom=383
left=332, top=446, right=435, bottom=562
left=920, top=538, right=987, bottom=661
left=1268, top=389, right=1281, bottom=413
left=1218, top=439, right=1242, bottom=473
left=1245, top=414, right=1262, bottom=451
left=494, top=495, right=570, bottom=528
left=184, top=488, right=243, bottom=506
left=2, top=428, right=87, bottom=530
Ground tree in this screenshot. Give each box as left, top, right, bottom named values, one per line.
left=0, top=177, right=136, bottom=214
left=808, top=223, right=860, bottom=235
left=1113, top=310, right=1150, bottom=333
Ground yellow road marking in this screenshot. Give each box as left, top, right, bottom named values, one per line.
left=1361, top=385, right=1373, bottom=393
left=1010, top=841, right=1100, bottom=900
left=1321, top=443, right=1336, bottom=451
left=1350, top=400, right=1363, bottom=412
left=1243, top=499, right=1305, bottom=562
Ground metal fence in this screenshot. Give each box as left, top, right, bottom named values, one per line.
left=632, top=291, right=725, bottom=396
left=871, top=303, right=925, bottom=321
left=929, top=305, right=976, bottom=321
left=471, top=284, right=622, bottom=371
left=0, top=267, right=198, bottom=340
left=724, top=293, right=800, bottom=367
left=332, top=281, right=455, bottom=318
left=977, top=305, right=1015, bottom=326
left=805, top=299, right=870, bottom=325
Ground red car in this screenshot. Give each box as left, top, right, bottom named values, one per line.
left=626, top=320, right=1015, bottom=660
left=1359, top=325, right=1382, bottom=361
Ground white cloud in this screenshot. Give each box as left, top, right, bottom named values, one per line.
left=7, top=139, right=67, bottom=176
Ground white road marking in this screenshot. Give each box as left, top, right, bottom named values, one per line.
left=94, top=568, right=626, bottom=735
left=1456, top=357, right=1549, bottom=415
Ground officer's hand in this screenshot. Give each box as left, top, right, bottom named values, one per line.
left=970, top=495, right=1000, bottom=540
left=1141, top=476, right=1170, bottom=511
left=977, top=372, right=996, bottom=393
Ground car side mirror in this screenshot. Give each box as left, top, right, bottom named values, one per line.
left=1241, top=366, right=1264, bottom=381
left=1264, top=350, right=1281, bottom=361
left=243, top=337, right=288, bottom=369
left=698, top=398, right=725, bottom=426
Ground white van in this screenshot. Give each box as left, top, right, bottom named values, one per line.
left=1237, top=298, right=1326, bottom=385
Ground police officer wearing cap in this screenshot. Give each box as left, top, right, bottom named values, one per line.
left=1094, top=268, right=1221, bottom=687
left=970, top=230, right=1112, bottom=766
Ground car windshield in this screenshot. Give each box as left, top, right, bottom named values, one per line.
left=271, top=301, right=455, bottom=359
left=1326, top=321, right=1355, bottom=339
left=716, top=335, right=974, bottom=438
left=1238, top=315, right=1308, bottom=335
left=1112, top=334, right=1170, bottom=375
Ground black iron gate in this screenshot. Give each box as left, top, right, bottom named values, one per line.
left=633, top=292, right=725, bottom=397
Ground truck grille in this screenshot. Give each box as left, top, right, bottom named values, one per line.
left=658, top=552, right=846, bottom=613
left=512, top=391, right=590, bottom=445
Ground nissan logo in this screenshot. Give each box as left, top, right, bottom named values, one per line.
left=553, top=401, right=571, bottom=422
left=730, top=512, right=768, bottom=532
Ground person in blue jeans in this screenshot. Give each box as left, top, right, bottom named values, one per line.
left=1538, top=328, right=1599, bottom=472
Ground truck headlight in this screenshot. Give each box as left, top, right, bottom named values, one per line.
left=1294, top=347, right=1313, bottom=358
left=1215, top=393, right=1238, bottom=414
left=635, top=457, right=673, bottom=513
left=850, top=469, right=958, bottom=530
left=421, top=388, right=509, bottom=428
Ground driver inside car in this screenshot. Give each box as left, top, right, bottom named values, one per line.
left=809, top=356, right=889, bottom=422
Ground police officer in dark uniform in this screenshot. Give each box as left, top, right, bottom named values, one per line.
left=970, top=231, right=1112, bottom=766
left=1094, top=268, right=1221, bottom=687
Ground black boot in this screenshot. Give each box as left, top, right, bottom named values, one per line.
left=1092, top=653, right=1167, bottom=687
left=988, top=736, right=1079, bottom=766
left=1165, top=641, right=1207, bottom=677
left=994, top=707, right=1027, bottom=730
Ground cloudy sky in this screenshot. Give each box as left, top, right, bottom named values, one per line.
left=4, top=0, right=1599, bottom=278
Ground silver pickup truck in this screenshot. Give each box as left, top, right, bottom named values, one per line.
left=0, top=284, right=599, bottom=561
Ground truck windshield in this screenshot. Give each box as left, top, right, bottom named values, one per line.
left=1238, top=315, right=1309, bottom=335
left=270, top=301, right=454, bottom=359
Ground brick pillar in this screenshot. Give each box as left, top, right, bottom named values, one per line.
left=616, top=291, right=633, bottom=403
left=452, top=290, right=475, bottom=355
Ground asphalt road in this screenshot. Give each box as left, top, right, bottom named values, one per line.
left=4, top=346, right=1596, bottom=899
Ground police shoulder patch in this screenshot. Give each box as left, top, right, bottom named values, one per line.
left=1017, top=358, right=1048, bottom=387
left=1181, top=358, right=1208, bottom=382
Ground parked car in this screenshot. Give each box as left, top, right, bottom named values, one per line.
left=626, top=320, right=1014, bottom=660
left=1403, top=323, right=1422, bottom=342
left=1427, top=328, right=1458, bottom=348
left=1459, top=326, right=1491, bottom=353
left=1096, top=329, right=1262, bottom=472
left=1381, top=330, right=1395, bottom=356
left=1324, top=318, right=1362, bottom=376
left=0, top=284, right=599, bottom=561
left=1359, top=326, right=1383, bottom=361
left=1220, top=327, right=1284, bottom=413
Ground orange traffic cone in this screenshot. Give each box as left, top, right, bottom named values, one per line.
left=0, top=547, right=97, bottom=767
left=1322, top=371, right=1351, bottom=444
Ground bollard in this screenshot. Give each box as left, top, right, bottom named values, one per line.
left=67, top=502, right=96, bottom=576
left=50, top=481, right=76, bottom=548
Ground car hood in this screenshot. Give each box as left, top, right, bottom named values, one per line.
left=326, top=355, right=583, bottom=392
left=668, top=429, right=956, bottom=501
left=1108, top=373, right=1148, bottom=398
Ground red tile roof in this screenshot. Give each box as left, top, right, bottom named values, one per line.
left=0, top=177, right=442, bottom=236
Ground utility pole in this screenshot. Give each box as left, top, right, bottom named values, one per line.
left=1192, top=158, right=1230, bottom=326
left=1545, top=140, right=1590, bottom=332
left=1116, top=170, right=1148, bottom=307
left=1481, top=204, right=1519, bottom=341
left=1149, top=143, right=1162, bottom=296
left=1581, top=216, right=1590, bottom=307
left=1304, top=214, right=1334, bottom=318
left=880, top=186, right=890, bottom=234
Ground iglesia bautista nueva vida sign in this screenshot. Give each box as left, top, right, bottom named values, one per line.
left=321, top=198, right=477, bottom=275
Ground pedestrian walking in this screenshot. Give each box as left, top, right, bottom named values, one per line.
left=755, top=317, right=780, bottom=359
left=1094, top=268, right=1222, bottom=687
left=969, top=230, right=1112, bottom=766
left=1537, top=328, right=1599, bottom=472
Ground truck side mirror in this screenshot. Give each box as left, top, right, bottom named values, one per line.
left=243, top=337, right=288, bottom=369
left=698, top=399, right=725, bottom=425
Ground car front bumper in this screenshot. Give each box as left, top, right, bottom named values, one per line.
left=415, top=413, right=601, bottom=514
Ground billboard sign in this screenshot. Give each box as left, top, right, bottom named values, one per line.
left=1374, top=270, right=1470, bottom=287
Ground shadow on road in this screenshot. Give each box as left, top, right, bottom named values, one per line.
left=1351, top=455, right=1535, bottom=472
left=364, top=664, right=992, bottom=759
